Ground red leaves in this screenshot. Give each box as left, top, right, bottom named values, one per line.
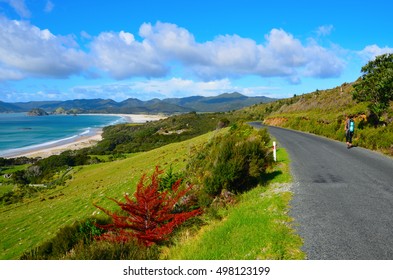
left=94, top=166, right=201, bottom=246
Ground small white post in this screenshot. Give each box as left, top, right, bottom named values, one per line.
left=273, top=141, right=277, bottom=162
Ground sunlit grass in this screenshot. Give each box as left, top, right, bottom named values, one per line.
left=164, top=147, right=305, bottom=260
left=0, top=132, right=211, bottom=260
left=0, top=129, right=305, bottom=260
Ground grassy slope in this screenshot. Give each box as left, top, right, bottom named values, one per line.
left=0, top=131, right=211, bottom=260
left=164, top=148, right=305, bottom=260
left=265, top=84, right=364, bottom=139
left=1, top=127, right=305, bottom=260
left=239, top=83, right=393, bottom=156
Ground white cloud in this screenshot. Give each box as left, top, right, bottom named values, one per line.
left=80, top=30, right=92, bottom=40
left=303, top=41, right=345, bottom=78
left=70, top=78, right=278, bottom=101
left=358, top=44, right=393, bottom=61
left=193, top=34, right=261, bottom=79
left=90, top=30, right=168, bottom=79
left=316, top=25, right=334, bottom=36
left=0, top=17, right=89, bottom=80
left=139, top=22, right=200, bottom=62
left=0, top=0, right=31, bottom=18
left=0, top=19, right=346, bottom=85
left=119, top=31, right=135, bottom=45
left=44, top=0, right=54, bottom=13
left=130, top=77, right=233, bottom=97
left=0, top=87, right=65, bottom=102
left=91, top=23, right=344, bottom=82
left=257, top=28, right=307, bottom=76
left=0, top=66, right=24, bottom=81
left=191, top=28, right=344, bottom=80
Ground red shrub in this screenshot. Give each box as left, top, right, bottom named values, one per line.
left=94, top=166, right=201, bottom=246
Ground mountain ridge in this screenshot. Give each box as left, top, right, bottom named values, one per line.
left=0, top=92, right=276, bottom=114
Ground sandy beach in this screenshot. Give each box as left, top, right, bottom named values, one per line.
left=4, top=114, right=165, bottom=159
left=105, top=113, right=165, bottom=123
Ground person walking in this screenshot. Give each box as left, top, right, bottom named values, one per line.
left=345, top=115, right=355, bottom=149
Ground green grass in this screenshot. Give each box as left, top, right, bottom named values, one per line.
left=0, top=164, right=30, bottom=174
left=0, top=129, right=305, bottom=260
left=0, top=131, right=211, bottom=260
left=260, top=85, right=393, bottom=156
left=0, top=164, right=30, bottom=184
left=164, top=148, right=305, bottom=260
left=0, top=184, right=14, bottom=196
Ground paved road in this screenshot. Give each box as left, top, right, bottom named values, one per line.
left=250, top=122, right=393, bottom=259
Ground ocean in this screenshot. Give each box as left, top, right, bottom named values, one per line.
left=0, top=113, right=125, bottom=157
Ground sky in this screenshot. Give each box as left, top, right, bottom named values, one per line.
left=0, top=0, right=393, bottom=102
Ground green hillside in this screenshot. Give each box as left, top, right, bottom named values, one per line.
left=0, top=131, right=208, bottom=259
left=237, top=54, right=393, bottom=156
left=237, top=82, right=393, bottom=157
left=1, top=123, right=304, bottom=260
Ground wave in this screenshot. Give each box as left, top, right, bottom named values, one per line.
left=79, top=128, right=92, bottom=136
left=0, top=128, right=101, bottom=158
left=109, top=117, right=127, bottom=126
left=0, top=114, right=123, bottom=158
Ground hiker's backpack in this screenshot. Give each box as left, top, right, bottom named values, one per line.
left=349, top=119, right=355, bottom=133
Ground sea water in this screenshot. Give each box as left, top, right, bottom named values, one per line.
left=0, top=113, right=125, bottom=157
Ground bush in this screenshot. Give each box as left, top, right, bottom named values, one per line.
left=357, top=124, right=393, bottom=150
left=91, top=112, right=237, bottom=155
left=0, top=185, right=40, bottom=205
left=187, top=123, right=273, bottom=196
left=67, top=239, right=160, bottom=260
left=159, top=165, right=184, bottom=191
left=20, top=216, right=162, bottom=260
left=20, top=218, right=108, bottom=260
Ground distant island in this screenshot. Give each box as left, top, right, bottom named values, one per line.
left=27, top=108, right=49, bottom=116
left=0, top=92, right=276, bottom=115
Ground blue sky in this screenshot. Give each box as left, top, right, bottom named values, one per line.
left=0, top=0, right=392, bottom=102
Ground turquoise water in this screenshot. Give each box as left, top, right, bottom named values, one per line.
left=0, top=113, right=124, bottom=157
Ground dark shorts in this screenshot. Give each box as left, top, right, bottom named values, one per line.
left=346, top=131, right=353, bottom=143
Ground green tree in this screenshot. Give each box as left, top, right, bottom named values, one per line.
left=352, top=53, right=393, bottom=121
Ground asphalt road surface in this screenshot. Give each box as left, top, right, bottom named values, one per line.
left=250, top=122, right=393, bottom=259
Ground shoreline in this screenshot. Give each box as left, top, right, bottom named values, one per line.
left=81, top=113, right=165, bottom=123
left=2, top=113, right=165, bottom=159
left=3, top=129, right=104, bottom=159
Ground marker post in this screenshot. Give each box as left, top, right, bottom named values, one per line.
left=273, top=141, right=277, bottom=162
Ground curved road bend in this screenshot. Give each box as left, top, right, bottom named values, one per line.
left=250, top=122, right=393, bottom=259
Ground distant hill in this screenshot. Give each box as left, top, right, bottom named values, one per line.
left=13, top=99, right=119, bottom=112
left=164, top=92, right=274, bottom=112
left=0, top=92, right=276, bottom=114
left=0, top=101, right=21, bottom=113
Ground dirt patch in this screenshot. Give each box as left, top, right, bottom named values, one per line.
left=264, top=117, right=288, bottom=126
